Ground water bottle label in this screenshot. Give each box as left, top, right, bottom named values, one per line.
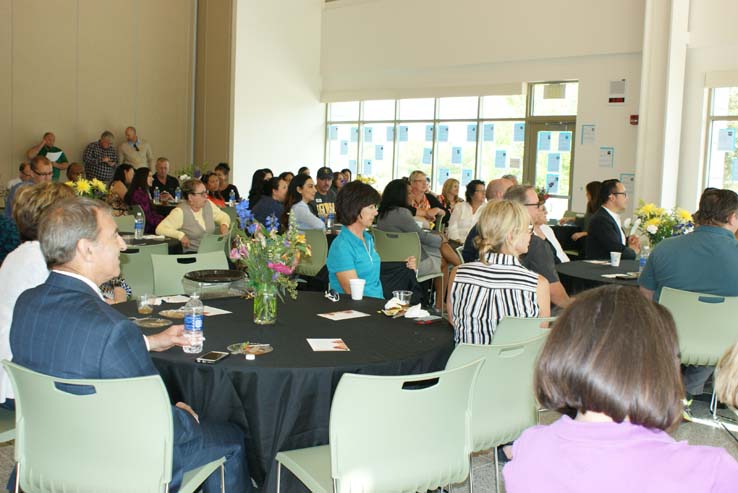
left=184, top=314, right=203, bottom=331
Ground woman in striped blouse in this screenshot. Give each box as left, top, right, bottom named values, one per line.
left=447, top=200, right=550, bottom=344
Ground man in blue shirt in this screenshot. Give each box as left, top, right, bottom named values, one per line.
left=639, top=188, right=738, bottom=395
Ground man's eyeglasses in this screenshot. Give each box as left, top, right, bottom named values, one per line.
left=524, top=202, right=544, bottom=208
left=31, top=168, right=53, bottom=177
left=613, top=192, right=628, bottom=197
left=192, top=191, right=208, bottom=196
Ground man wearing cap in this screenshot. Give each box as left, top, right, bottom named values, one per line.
left=310, top=166, right=338, bottom=219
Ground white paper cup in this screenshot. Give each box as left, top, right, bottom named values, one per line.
left=610, top=251, right=622, bottom=267
left=349, top=279, right=366, bottom=300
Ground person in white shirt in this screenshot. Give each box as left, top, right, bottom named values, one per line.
left=535, top=202, right=570, bottom=264
left=447, top=179, right=486, bottom=244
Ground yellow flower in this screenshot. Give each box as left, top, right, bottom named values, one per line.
left=638, top=203, right=657, bottom=216
left=295, top=234, right=306, bottom=245
left=676, top=208, right=692, bottom=222
left=655, top=207, right=667, bottom=216
left=90, top=178, right=107, bottom=193
left=644, top=217, right=661, bottom=228
left=75, top=179, right=91, bottom=195
left=64, top=181, right=74, bottom=188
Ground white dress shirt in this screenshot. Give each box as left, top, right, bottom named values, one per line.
left=447, top=201, right=483, bottom=243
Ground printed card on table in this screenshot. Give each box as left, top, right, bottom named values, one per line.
left=307, top=338, right=350, bottom=352
left=317, top=310, right=371, bottom=321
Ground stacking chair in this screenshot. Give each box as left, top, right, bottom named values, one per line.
left=120, top=243, right=168, bottom=298
left=3, top=361, right=225, bottom=493
left=445, top=335, right=548, bottom=492
left=198, top=233, right=228, bottom=254
left=659, top=287, right=738, bottom=416
left=492, top=317, right=555, bottom=345
left=295, top=229, right=328, bottom=277
left=275, top=359, right=483, bottom=493
left=151, top=251, right=229, bottom=296
left=372, top=228, right=445, bottom=313
left=455, top=245, right=465, bottom=264
left=113, top=214, right=135, bottom=233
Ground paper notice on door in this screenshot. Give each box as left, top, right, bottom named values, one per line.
left=599, top=147, right=615, bottom=168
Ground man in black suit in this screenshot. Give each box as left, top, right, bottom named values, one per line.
left=586, top=179, right=641, bottom=260
left=10, top=197, right=250, bottom=493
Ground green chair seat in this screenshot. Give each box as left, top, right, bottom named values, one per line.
left=276, top=360, right=483, bottom=493
left=198, top=233, right=228, bottom=254
left=120, top=243, right=168, bottom=298
left=113, top=215, right=135, bottom=233
left=151, top=251, right=229, bottom=296
left=492, top=317, right=555, bottom=345
left=296, top=229, right=328, bottom=278
left=3, top=361, right=223, bottom=493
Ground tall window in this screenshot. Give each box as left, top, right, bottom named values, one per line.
left=705, top=86, right=738, bottom=191
left=325, top=84, right=578, bottom=217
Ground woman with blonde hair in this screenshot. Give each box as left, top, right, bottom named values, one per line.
left=447, top=200, right=550, bottom=344
left=438, top=178, right=463, bottom=214
left=715, top=342, right=738, bottom=409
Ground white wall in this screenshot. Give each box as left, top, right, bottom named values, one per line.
left=321, top=0, right=644, bottom=212
left=677, top=0, right=738, bottom=209
left=231, top=0, right=325, bottom=195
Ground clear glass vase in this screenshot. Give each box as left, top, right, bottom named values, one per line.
left=253, top=283, right=277, bottom=325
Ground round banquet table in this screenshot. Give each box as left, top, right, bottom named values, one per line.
left=122, top=236, right=182, bottom=254
left=116, top=292, right=454, bottom=492
left=556, top=259, right=639, bottom=294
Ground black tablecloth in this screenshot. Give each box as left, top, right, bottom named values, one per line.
left=116, top=293, right=453, bottom=491
left=557, top=259, right=639, bottom=294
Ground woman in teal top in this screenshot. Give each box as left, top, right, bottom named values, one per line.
left=327, top=181, right=416, bottom=299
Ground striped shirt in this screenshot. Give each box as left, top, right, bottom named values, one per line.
left=450, top=252, right=540, bottom=344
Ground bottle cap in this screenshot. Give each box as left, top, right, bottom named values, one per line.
left=245, top=354, right=255, bottom=360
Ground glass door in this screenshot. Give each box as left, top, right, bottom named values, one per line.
left=524, top=121, right=576, bottom=220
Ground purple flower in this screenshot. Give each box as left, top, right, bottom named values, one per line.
left=247, top=223, right=258, bottom=235
left=229, top=247, right=241, bottom=260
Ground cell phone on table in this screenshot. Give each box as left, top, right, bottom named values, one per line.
left=196, top=351, right=229, bottom=364
left=415, top=315, right=443, bottom=325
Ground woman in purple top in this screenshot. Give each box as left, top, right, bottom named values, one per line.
left=124, top=167, right=164, bottom=235
left=504, top=285, right=738, bottom=492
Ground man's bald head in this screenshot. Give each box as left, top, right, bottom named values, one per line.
left=486, top=178, right=514, bottom=201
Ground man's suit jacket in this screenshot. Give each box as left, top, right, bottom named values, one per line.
left=9, top=271, right=197, bottom=445
left=585, top=207, right=636, bottom=260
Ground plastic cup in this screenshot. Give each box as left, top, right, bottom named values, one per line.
left=137, top=294, right=153, bottom=315
left=392, top=290, right=413, bottom=307
left=610, top=251, right=622, bottom=267
left=349, top=279, right=366, bottom=301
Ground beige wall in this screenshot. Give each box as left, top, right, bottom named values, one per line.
left=194, top=0, right=234, bottom=171
left=0, top=0, right=196, bottom=184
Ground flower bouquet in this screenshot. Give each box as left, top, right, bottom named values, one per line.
left=65, top=178, right=107, bottom=199
left=229, top=200, right=311, bottom=324
left=633, top=201, right=694, bottom=246
left=356, top=174, right=376, bottom=185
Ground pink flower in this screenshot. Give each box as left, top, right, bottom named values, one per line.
left=229, top=248, right=241, bottom=260
left=268, top=262, right=293, bottom=275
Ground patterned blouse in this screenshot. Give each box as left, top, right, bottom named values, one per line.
left=450, top=252, right=540, bottom=344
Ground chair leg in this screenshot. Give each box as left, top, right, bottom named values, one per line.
left=468, top=455, right=474, bottom=493
left=494, top=446, right=500, bottom=493
left=711, top=389, right=718, bottom=420
left=13, top=463, right=19, bottom=493
left=220, top=464, right=225, bottom=493
left=276, top=462, right=281, bottom=493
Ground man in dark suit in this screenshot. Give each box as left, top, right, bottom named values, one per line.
left=9, top=198, right=250, bottom=493
left=586, top=179, right=641, bottom=260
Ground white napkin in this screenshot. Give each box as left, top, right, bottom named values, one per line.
left=404, top=303, right=429, bottom=319
left=384, top=297, right=403, bottom=310
left=161, top=295, right=190, bottom=303
left=142, top=234, right=166, bottom=240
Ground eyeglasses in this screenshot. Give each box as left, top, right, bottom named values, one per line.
left=192, top=191, right=208, bottom=196
left=524, top=202, right=544, bottom=208
left=31, top=168, right=53, bottom=177
left=613, top=192, right=628, bottom=197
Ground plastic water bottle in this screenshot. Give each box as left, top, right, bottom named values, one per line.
left=183, top=294, right=204, bottom=354
left=153, top=186, right=160, bottom=204
left=639, top=245, right=650, bottom=274
left=229, top=189, right=236, bottom=207
left=134, top=212, right=144, bottom=240
left=174, top=186, right=182, bottom=203
left=325, top=213, right=335, bottom=230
